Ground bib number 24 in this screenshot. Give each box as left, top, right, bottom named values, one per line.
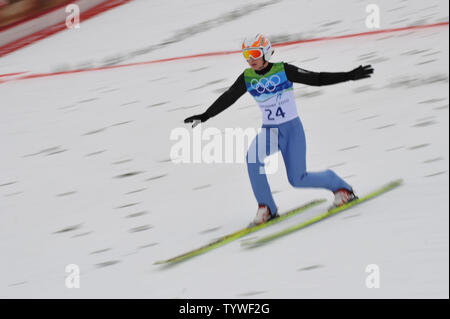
left=265, top=107, right=286, bottom=121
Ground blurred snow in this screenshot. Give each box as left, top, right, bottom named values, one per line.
left=0, top=0, right=448, bottom=298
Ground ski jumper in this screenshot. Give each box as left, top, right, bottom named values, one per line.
left=201, top=62, right=353, bottom=215
left=243, top=63, right=351, bottom=215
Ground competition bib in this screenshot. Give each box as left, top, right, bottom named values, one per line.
left=244, top=62, right=299, bottom=125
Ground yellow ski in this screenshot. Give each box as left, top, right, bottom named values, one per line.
left=241, top=179, right=403, bottom=248
left=154, top=199, right=326, bottom=265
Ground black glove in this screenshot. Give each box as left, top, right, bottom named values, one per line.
left=348, top=65, right=374, bottom=80
left=184, top=113, right=209, bottom=128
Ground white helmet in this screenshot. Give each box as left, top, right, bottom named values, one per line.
left=242, top=34, right=274, bottom=61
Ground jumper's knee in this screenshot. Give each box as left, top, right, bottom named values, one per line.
left=288, top=171, right=308, bottom=187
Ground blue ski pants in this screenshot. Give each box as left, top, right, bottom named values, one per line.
left=246, top=117, right=351, bottom=215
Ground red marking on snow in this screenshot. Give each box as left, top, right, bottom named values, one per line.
left=0, top=72, right=27, bottom=78
left=0, top=0, right=133, bottom=58
left=272, top=21, right=450, bottom=47
left=0, top=71, right=28, bottom=84
left=1, top=21, right=448, bottom=85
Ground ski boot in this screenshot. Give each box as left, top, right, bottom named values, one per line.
left=330, top=188, right=358, bottom=210
left=252, top=204, right=279, bottom=226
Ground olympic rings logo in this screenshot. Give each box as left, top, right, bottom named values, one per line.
left=250, top=75, right=281, bottom=94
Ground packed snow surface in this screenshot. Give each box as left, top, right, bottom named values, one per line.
left=0, top=0, right=448, bottom=298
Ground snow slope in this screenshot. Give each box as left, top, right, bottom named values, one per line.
left=0, top=0, right=448, bottom=298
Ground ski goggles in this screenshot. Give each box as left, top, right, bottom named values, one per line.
left=243, top=48, right=263, bottom=60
